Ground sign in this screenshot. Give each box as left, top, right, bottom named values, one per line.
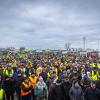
left=80, top=51, right=87, bottom=57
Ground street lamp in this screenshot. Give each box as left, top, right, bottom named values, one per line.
left=83, top=37, right=86, bottom=50
left=98, top=39, right=100, bottom=51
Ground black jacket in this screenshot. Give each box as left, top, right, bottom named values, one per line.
left=3, top=78, right=15, bottom=93
left=84, top=87, right=100, bottom=100
left=62, top=79, right=71, bottom=100
left=14, top=76, right=24, bottom=89
left=96, top=80, right=100, bottom=90
left=48, top=82, right=64, bottom=100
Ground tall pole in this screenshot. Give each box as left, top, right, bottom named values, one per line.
left=98, top=39, right=100, bottom=51
left=83, top=37, right=86, bottom=50
left=65, top=43, right=71, bottom=51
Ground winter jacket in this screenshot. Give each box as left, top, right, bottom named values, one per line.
left=3, top=78, right=15, bottom=93
left=62, top=79, right=71, bottom=100
left=84, top=87, right=100, bottom=100
left=35, top=81, right=47, bottom=97
left=14, top=76, right=24, bottom=89
left=48, top=82, right=64, bottom=100
left=69, top=86, right=83, bottom=100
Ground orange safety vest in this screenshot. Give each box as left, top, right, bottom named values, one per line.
left=21, top=82, right=32, bottom=96
left=29, top=76, right=37, bottom=88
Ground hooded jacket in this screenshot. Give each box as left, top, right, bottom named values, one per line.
left=69, top=82, right=83, bottom=100
left=48, top=80, right=64, bottom=100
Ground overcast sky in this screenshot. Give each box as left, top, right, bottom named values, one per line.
left=0, top=0, right=100, bottom=49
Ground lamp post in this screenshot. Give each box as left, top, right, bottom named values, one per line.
left=83, top=37, right=86, bottom=50
left=98, top=39, right=100, bottom=51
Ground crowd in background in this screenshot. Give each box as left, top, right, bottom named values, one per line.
left=0, top=49, right=100, bottom=100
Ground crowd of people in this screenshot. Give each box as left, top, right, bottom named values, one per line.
left=0, top=49, right=100, bottom=100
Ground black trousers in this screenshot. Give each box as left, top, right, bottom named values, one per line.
left=16, top=88, right=21, bottom=100
left=5, top=91, right=14, bottom=100
left=22, top=94, right=31, bottom=100
left=31, top=89, right=36, bottom=100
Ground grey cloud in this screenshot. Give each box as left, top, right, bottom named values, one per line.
left=0, top=0, right=100, bottom=49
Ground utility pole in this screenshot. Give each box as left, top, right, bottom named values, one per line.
left=65, top=43, right=71, bottom=51
left=83, top=37, right=86, bottom=50
left=98, top=39, right=100, bottom=51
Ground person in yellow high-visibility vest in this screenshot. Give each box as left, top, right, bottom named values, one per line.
left=91, top=63, right=95, bottom=68
left=0, top=88, right=4, bottom=100
left=0, top=88, right=6, bottom=100
left=3, top=67, right=14, bottom=77
left=97, top=64, right=100, bottom=69
left=29, top=73, right=37, bottom=100
left=46, top=70, right=58, bottom=89
left=47, top=70, right=58, bottom=80
left=91, top=69, right=99, bottom=81
left=0, top=83, right=6, bottom=100
left=21, top=77, right=33, bottom=100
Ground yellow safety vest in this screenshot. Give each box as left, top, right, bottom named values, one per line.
left=21, top=82, right=32, bottom=96
left=92, top=71, right=98, bottom=80
left=47, top=72, right=58, bottom=79
left=29, top=76, right=37, bottom=88
left=5, top=70, right=14, bottom=76
left=0, top=89, right=4, bottom=100
left=47, top=73, right=50, bottom=78
left=98, top=64, right=100, bottom=69
left=23, top=68, right=26, bottom=73
left=56, top=76, right=58, bottom=80
left=91, top=63, right=95, bottom=68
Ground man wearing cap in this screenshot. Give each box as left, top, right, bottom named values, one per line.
left=69, top=80, right=84, bottom=100
left=70, top=70, right=79, bottom=84
left=84, top=81, right=100, bottom=100
left=46, top=71, right=58, bottom=89
left=59, top=70, right=67, bottom=80
left=48, top=79, right=64, bottom=100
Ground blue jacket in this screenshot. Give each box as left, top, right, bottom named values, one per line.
left=35, top=82, right=47, bottom=97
